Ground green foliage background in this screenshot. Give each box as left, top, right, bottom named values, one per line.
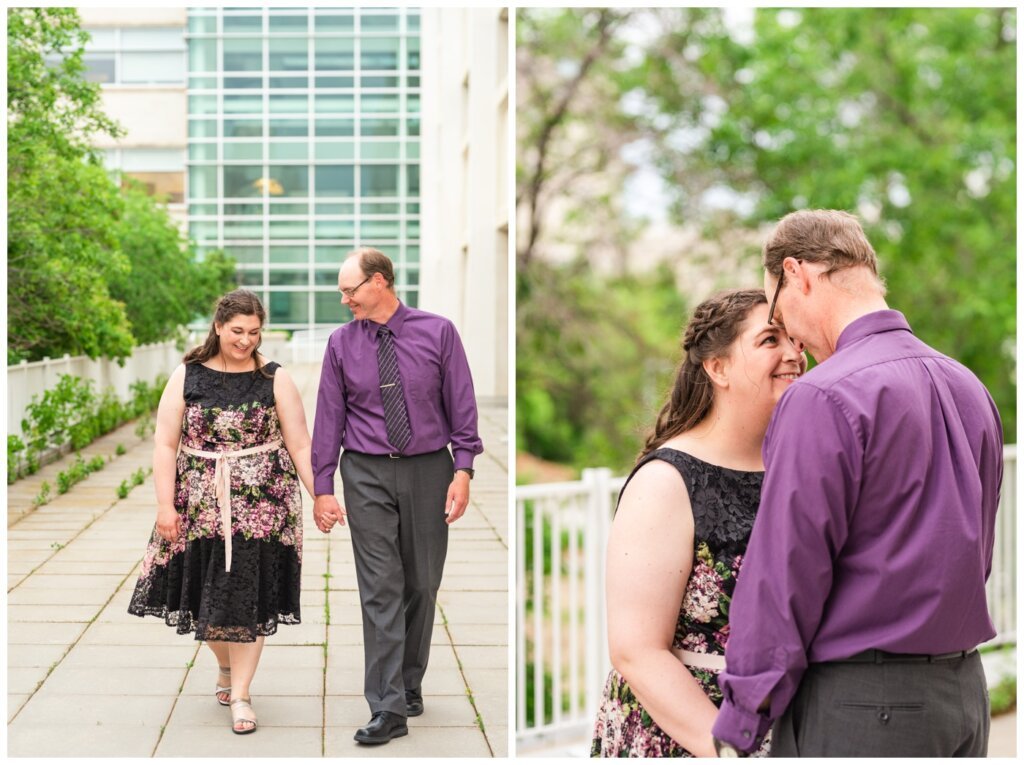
left=517, top=8, right=1016, bottom=475
left=7, top=8, right=234, bottom=363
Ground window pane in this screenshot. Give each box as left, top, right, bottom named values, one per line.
left=406, top=140, right=419, bottom=160
left=270, top=119, right=308, bottom=137
left=224, top=219, right=265, bottom=239
left=315, top=14, right=354, bottom=33
left=361, top=165, right=399, bottom=197
left=360, top=118, right=399, bottom=137
left=269, top=142, right=308, bottom=160
left=361, top=202, right=400, bottom=214
left=316, top=245, right=347, bottom=263
left=270, top=202, right=309, bottom=215
left=403, top=289, right=418, bottom=309
left=268, top=270, right=308, bottom=286
left=224, top=14, right=263, bottom=33
left=224, top=119, right=263, bottom=138
left=190, top=76, right=217, bottom=88
left=407, top=94, right=420, bottom=114
left=406, top=245, right=419, bottom=263
left=225, top=202, right=263, bottom=215
left=316, top=119, right=355, bottom=137
left=269, top=292, right=309, bottom=323
left=314, top=141, right=354, bottom=160
left=315, top=291, right=350, bottom=323
left=225, top=76, right=262, bottom=89
left=82, top=55, right=116, bottom=83
left=224, top=142, right=263, bottom=160
left=189, top=203, right=217, bottom=216
left=225, top=245, right=264, bottom=265
left=315, top=203, right=355, bottom=216
left=189, top=95, right=217, bottom=115
left=270, top=94, right=308, bottom=114
left=315, top=94, right=354, bottom=114
left=189, top=15, right=217, bottom=34
left=191, top=221, right=218, bottom=240
left=269, top=13, right=308, bottom=32
left=316, top=76, right=354, bottom=88
left=315, top=38, right=355, bottom=70
left=407, top=37, right=420, bottom=70
left=269, top=165, right=308, bottom=197
left=224, top=165, right=264, bottom=198
left=189, top=166, right=217, bottom=199
left=223, top=38, right=263, bottom=71
left=190, top=39, right=217, bottom=72
left=315, top=219, right=356, bottom=239
left=269, top=38, right=307, bottom=71
left=407, top=13, right=421, bottom=32
left=360, top=93, right=399, bottom=113
left=362, top=75, right=399, bottom=88
left=314, top=268, right=339, bottom=285
left=270, top=76, right=307, bottom=89
left=406, top=218, right=420, bottom=238
left=189, top=143, right=217, bottom=162
left=237, top=268, right=263, bottom=287
left=122, top=27, right=184, bottom=50
left=270, top=245, right=309, bottom=264
left=315, top=165, right=355, bottom=196
left=361, top=141, right=400, bottom=160
left=407, top=165, right=419, bottom=195
left=407, top=117, right=420, bottom=137
left=361, top=38, right=399, bottom=70
left=270, top=220, right=310, bottom=239
left=224, top=94, right=264, bottom=113
left=362, top=219, right=400, bottom=239
left=361, top=14, right=399, bottom=32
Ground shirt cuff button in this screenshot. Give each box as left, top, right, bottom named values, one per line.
left=742, top=730, right=751, bottom=739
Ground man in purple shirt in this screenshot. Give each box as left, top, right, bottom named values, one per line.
left=711, top=211, right=1002, bottom=757
left=311, top=247, right=483, bottom=745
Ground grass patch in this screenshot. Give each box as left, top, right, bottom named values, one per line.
left=990, top=674, right=1016, bottom=716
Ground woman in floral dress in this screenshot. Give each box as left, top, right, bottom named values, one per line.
left=591, top=289, right=806, bottom=757
left=128, top=290, right=316, bottom=735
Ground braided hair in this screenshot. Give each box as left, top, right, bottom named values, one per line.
left=639, top=289, right=768, bottom=460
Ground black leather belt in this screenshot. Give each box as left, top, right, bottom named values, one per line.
left=835, top=648, right=977, bottom=664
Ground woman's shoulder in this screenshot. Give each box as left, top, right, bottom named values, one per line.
left=618, top=455, right=691, bottom=512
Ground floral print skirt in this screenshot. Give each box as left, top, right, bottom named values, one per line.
left=590, top=666, right=770, bottom=757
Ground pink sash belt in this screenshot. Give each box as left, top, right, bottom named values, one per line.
left=671, top=646, right=727, bottom=670
left=179, top=439, right=283, bottom=572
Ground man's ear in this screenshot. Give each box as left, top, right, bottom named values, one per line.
left=786, top=257, right=813, bottom=296
left=703, top=355, right=729, bottom=388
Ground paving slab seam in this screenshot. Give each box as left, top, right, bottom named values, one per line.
left=8, top=493, right=128, bottom=594
left=8, top=562, right=142, bottom=723
left=437, top=603, right=495, bottom=758
left=321, top=541, right=331, bottom=756
left=470, top=503, right=508, bottom=552
left=151, top=643, right=203, bottom=756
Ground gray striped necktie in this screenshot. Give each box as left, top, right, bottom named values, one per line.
left=376, top=325, right=412, bottom=453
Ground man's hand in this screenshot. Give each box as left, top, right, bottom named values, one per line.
left=444, top=471, right=471, bottom=525
left=313, top=494, right=346, bottom=533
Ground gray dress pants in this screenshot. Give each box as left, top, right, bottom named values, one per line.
left=340, top=448, right=453, bottom=716
left=770, top=650, right=989, bottom=757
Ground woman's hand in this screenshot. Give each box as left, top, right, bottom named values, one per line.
left=156, top=504, right=181, bottom=543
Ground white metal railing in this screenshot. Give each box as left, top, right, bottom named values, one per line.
left=7, top=341, right=182, bottom=442
left=515, top=446, right=1017, bottom=752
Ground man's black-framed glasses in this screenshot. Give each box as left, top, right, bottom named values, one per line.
left=767, top=259, right=801, bottom=326
left=340, top=275, right=372, bottom=298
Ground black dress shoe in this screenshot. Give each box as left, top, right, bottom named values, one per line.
left=353, top=711, right=408, bottom=744
left=405, top=690, right=424, bottom=717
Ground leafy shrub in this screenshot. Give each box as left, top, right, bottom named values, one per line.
left=116, top=480, right=130, bottom=499
left=86, top=455, right=106, bottom=472
left=33, top=481, right=51, bottom=506
left=115, top=443, right=127, bottom=456
left=56, top=470, right=72, bottom=494
left=8, top=436, right=25, bottom=484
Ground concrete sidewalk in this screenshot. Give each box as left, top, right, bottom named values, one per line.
left=7, top=362, right=509, bottom=757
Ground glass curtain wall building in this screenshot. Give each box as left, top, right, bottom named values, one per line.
left=187, top=7, right=422, bottom=331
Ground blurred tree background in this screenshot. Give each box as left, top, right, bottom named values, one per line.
left=517, top=7, right=1016, bottom=477
left=8, top=8, right=234, bottom=364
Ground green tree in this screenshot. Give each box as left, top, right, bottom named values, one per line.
left=8, top=8, right=133, bottom=362
left=109, top=181, right=235, bottom=346
left=637, top=7, right=1016, bottom=439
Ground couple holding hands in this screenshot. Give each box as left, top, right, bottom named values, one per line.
left=128, top=247, right=483, bottom=744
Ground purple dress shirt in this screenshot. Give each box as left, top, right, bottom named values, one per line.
left=712, top=310, right=1003, bottom=752
left=311, top=301, right=484, bottom=496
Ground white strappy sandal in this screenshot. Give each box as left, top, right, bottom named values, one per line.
left=230, top=697, right=258, bottom=735
left=215, top=666, right=231, bottom=706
